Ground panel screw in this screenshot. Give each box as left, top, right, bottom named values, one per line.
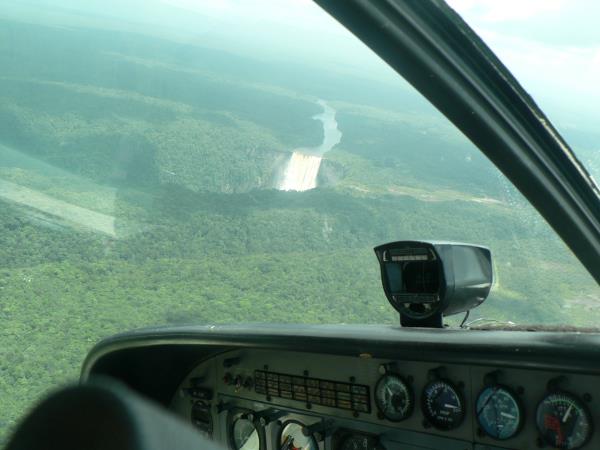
left=584, top=393, right=592, bottom=402
left=353, top=411, right=359, bottom=418
left=306, top=402, right=312, bottom=409
left=517, top=386, right=525, bottom=395
left=303, top=370, right=309, bottom=377
left=422, top=419, right=431, bottom=429
left=349, top=376, right=356, bottom=383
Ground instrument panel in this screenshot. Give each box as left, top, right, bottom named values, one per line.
left=171, top=349, right=600, bottom=450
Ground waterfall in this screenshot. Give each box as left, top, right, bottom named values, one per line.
left=278, top=100, right=341, bottom=192
left=279, top=152, right=322, bottom=191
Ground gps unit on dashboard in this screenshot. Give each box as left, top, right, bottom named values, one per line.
left=374, top=241, right=493, bottom=328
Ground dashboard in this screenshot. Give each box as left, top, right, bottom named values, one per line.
left=81, top=324, right=600, bottom=450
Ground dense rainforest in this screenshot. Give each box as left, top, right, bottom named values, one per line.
left=0, top=9, right=598, bottom=444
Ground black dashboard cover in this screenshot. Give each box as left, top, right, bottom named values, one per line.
left=80, top=324, right=600, bottom=406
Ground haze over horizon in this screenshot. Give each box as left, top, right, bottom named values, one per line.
left=2, top=0, right=598, bottom=178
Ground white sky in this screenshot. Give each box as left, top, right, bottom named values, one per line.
left=5, top=0, right=599, bottom=132
left=159, top=0, right=407, bottom=87
left=447, top=0, right=565, bottom=22
left=446, top=0, right=600, bottom=129
left=161, top=0, right=600, bottom=129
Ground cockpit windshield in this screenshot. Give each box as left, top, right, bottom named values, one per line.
left=0, top=0, right=598, bottom=444
left=447, top=0, right=600, bottom=182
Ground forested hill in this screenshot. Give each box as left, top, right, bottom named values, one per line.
left=0, top=15, right=598, bottom=443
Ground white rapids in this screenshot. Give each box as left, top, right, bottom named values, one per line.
left=278, top=100, right=341, bottom=192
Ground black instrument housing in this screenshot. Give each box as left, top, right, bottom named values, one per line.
left=374, top=241, right=493, bottom=326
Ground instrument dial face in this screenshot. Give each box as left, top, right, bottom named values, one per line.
left=231, top=417, right=261, bottom=450
left=339, top=434, right=381, bottom=450
left=280, top=421, right=318, bottom=450
left=375, top=374, right=413, bottom=421
left=422, top=379, right=465, bottom=430
left=536, top=392, right=592, bottom=449
left=476, top=385, right=522, bottom=440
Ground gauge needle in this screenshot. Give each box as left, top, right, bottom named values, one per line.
left=562, top=404, right=573, bottom=423
left=500, top=412, right=516, bottom=419
left=444, top=404, right=459, bottom=409
left=280, top=435, right=293, bottom=450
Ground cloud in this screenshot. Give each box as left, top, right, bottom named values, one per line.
left=161, top=0, right=340, bottom=33
left=446, top=0, right=600, bottom=126
left=479, top=30, right=600, bottom=90
left=446, top=0, right=565, bottom=22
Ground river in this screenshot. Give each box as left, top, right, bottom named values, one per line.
left=278, top=100, right=342, bottom=191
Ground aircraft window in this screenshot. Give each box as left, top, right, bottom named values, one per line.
left=0, top=0, right=597, bottom=444
left=447, top=0, right=600, bottom=182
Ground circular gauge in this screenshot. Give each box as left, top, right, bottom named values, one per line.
left=375, top=374, right=413, bottom=421
left=279, top=420, right=318, bottom=450
left=339, top=434, right=383, bottom=450
left=422, top=379, right=465, bottom=430
left=476, top=385, right=523, bottom=440
left=229, top=411, right=265, bottom=450
left=536, top=392, right=592, bottom=449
